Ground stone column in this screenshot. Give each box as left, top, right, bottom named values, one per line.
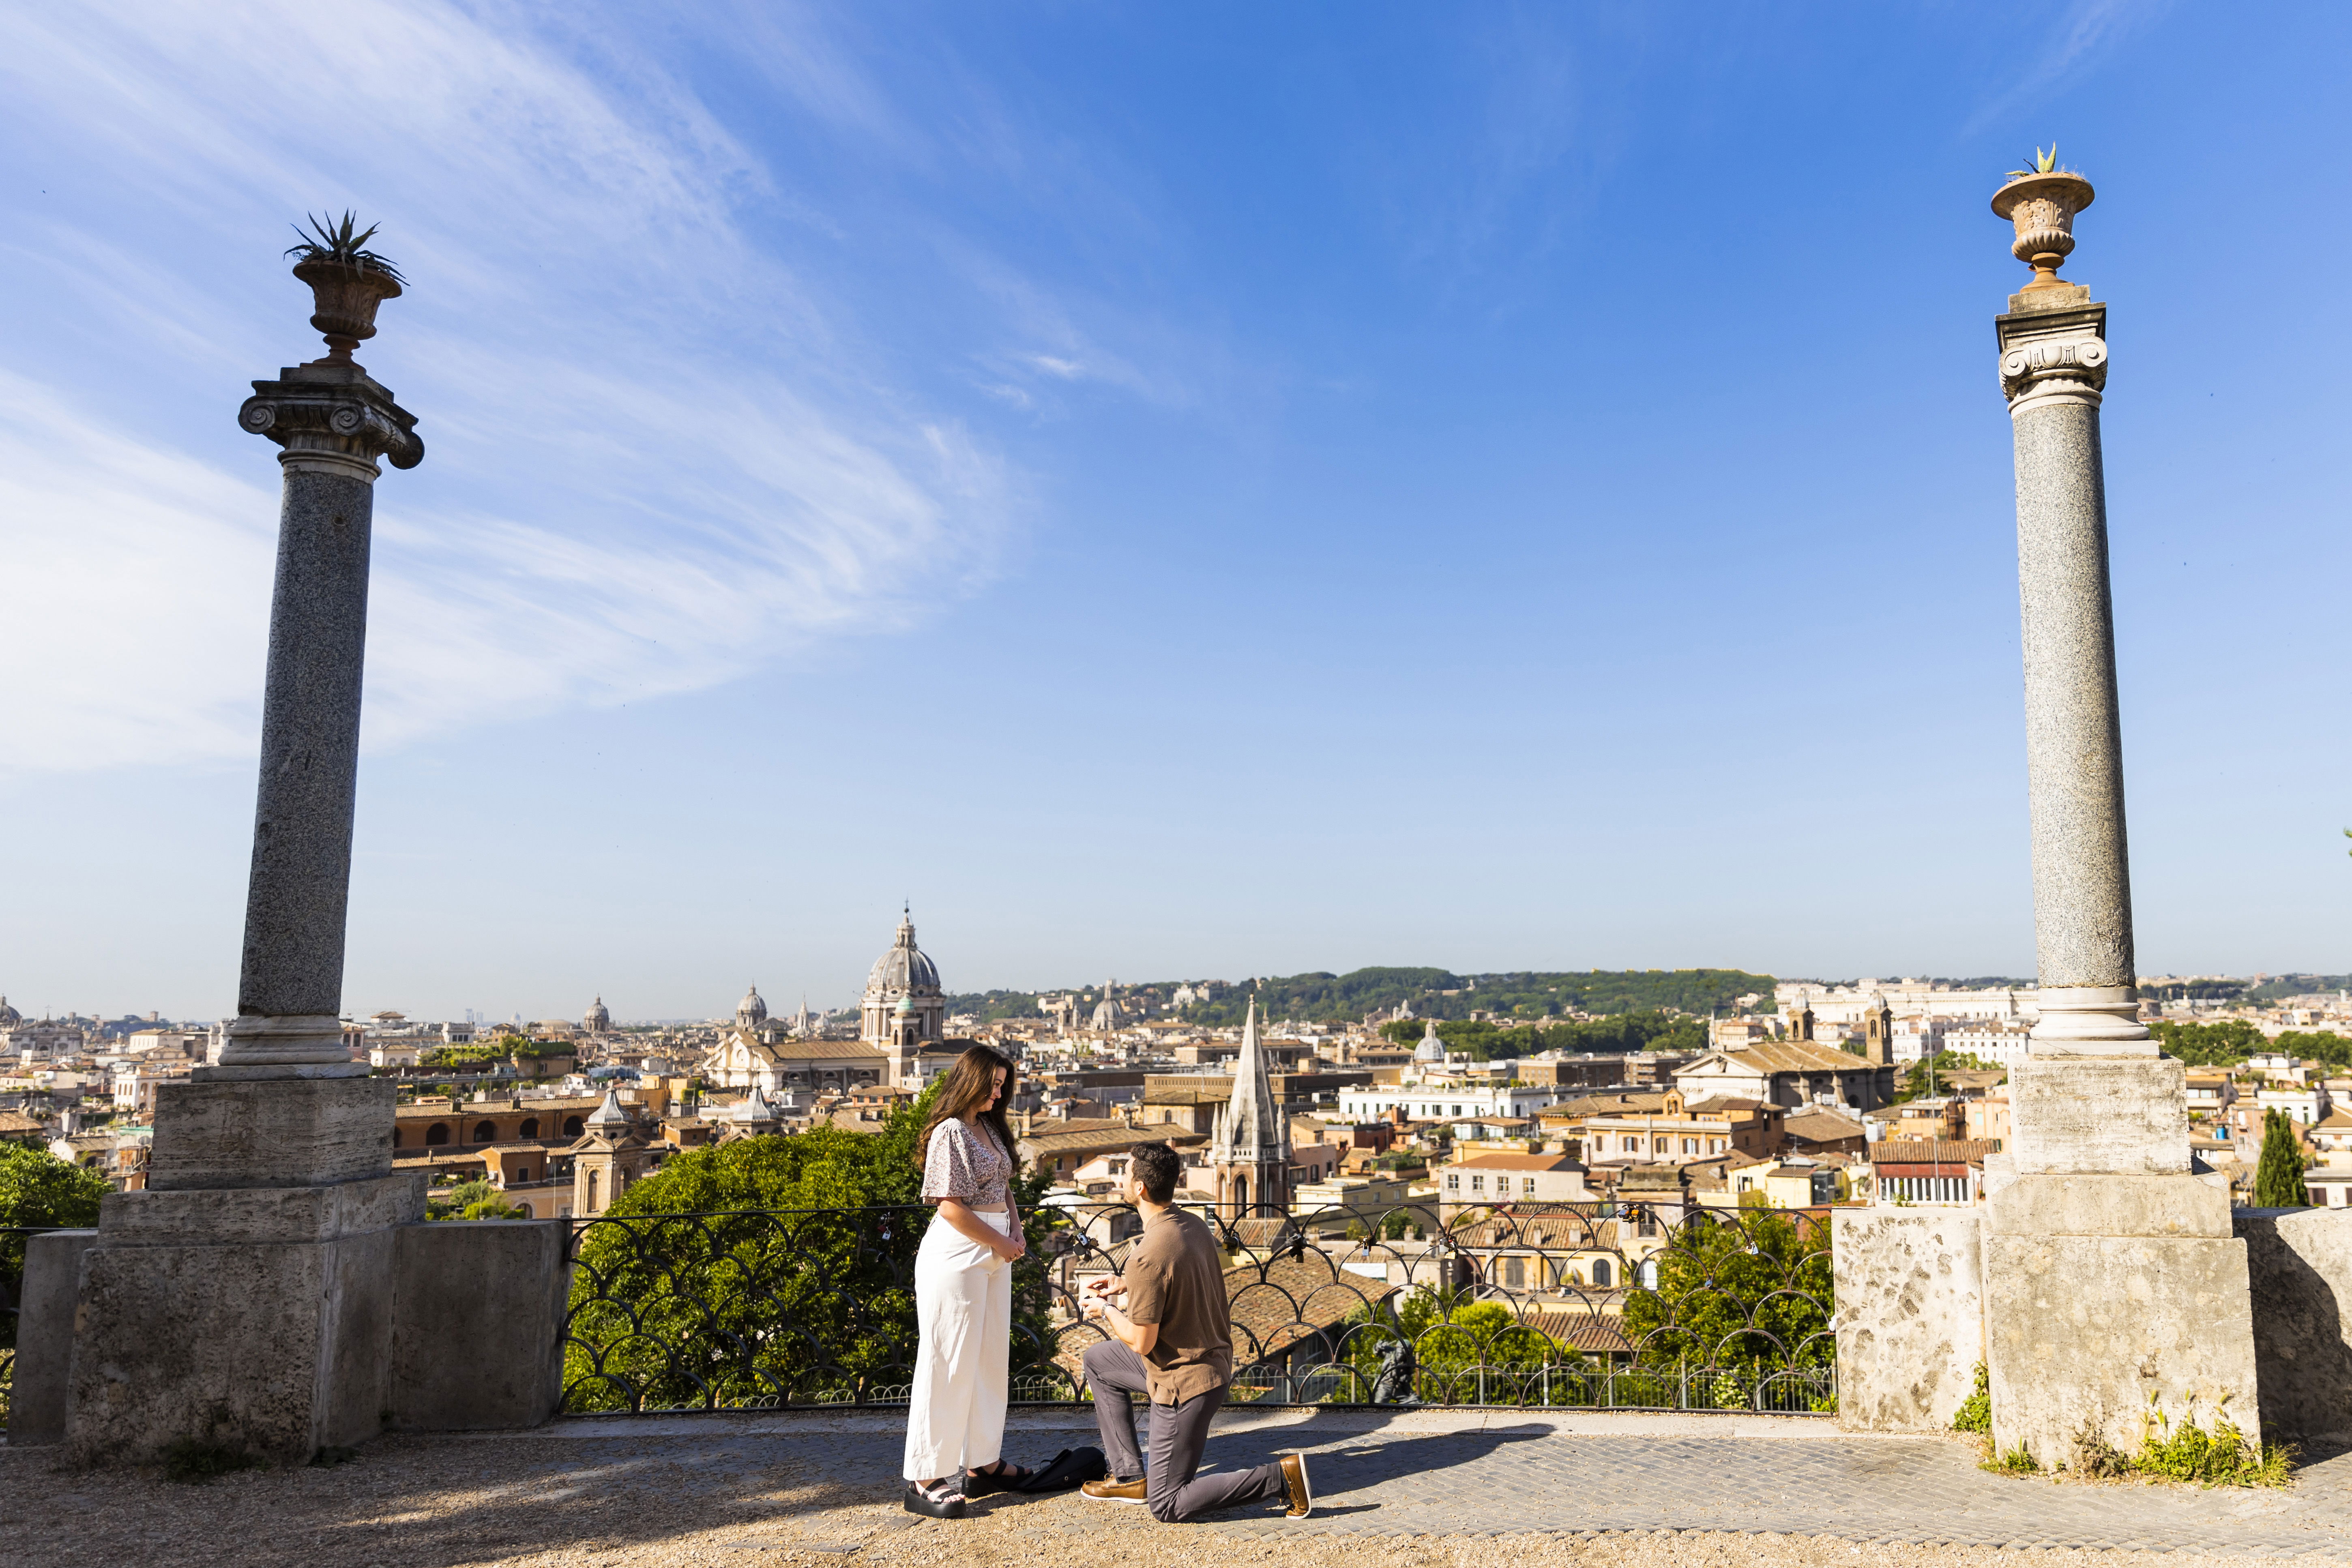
left=208, top=362, right=420, bottom=1074
left=1978, top=172, right=2262, bottom=1468
left=61, top=261, right=429, bottom=1467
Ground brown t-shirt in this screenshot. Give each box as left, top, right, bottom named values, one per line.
left=1121, top=1206, right=1232, bottom=1405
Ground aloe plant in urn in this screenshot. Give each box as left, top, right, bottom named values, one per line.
left=284, top=210, right=406, bottom=363
left=1991, top=146, right=2094, bottom=292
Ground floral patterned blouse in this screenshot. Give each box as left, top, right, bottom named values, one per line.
left=922, top=1118, right=1013, bottom=1210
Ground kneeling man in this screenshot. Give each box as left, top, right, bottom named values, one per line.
left=1078, top=1142, right=1312, bottom=1522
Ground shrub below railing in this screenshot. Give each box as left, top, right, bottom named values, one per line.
left=558, top=1200, right=1837, bottom=1416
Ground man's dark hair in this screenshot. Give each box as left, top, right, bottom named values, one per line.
left=1130, top=1141, right=1180, bottom=1203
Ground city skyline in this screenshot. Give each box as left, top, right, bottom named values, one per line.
left=6, top=5, right=2352, bottom=1017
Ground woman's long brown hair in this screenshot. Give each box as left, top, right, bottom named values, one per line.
left=915, top=1043, right=1019, bottom=1174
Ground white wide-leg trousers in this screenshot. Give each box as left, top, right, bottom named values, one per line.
left=901, top=1208, right=1011, bottom=1481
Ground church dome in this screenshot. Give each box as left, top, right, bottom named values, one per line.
left=0, top=996, right=19, bottom=1028
left=1413, top=1019, right=1447, bottom=1063
left=737, top=985, right=768, bottom=1027
left=583, top=995, right=611, bottom=1032
left=866, top=914, right=942, bottom=996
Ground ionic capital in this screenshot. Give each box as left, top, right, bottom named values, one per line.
left=1995, top=302, right=2108, bottom=417
left=238, top=366, right=423, bottom=479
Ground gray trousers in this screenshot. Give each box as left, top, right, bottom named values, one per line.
left=1080, top=1340, right=1286, bottom=1523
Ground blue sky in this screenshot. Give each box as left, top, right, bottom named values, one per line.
left=4, top=2, right=2350, bottom=1022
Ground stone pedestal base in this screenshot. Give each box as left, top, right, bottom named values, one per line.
left=1833, top=1208, right=1985, bottom=1433
left=1983, top=1167, right=2259, bottom=1465
left=63, top=1172, right=423, bottom=1467
left=148, top=1075, right=395, bottom=1190
left=2007, top=1057, right=2189, bottom=1176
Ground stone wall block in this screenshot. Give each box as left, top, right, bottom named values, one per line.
left=1986, top=1173, right=2231, bottom=1240
left=1983, top=1231, right=2262, bottom=1465
left=67, top=1239, right=338, bottom=1467
left=148, top=1076, right=395, bottom=1190
left=388, top=1220, right=569, bottom=1431
left=97, top=1173, right=423, bottom=1245
left=1832, top=1208, right=1985, bottom=1433
left=4, top=1229, right=99, bottom=1446
left=2236, top=1207, right=2352, bottom=1442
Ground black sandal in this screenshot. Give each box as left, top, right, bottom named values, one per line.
left=960, top=1459, right=1036, bottom=1497
left=904, top=1478, right=969, bottom=1518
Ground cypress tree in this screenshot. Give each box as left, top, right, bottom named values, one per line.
left=2253, top=1107, right=2311, bottom=1208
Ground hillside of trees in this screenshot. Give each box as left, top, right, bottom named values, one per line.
left=941, top=966, right=1770, bottom=1031
left=1174, top=967, right=1774, bottom=1028
left=2149, top=1019, right=2352, bottom=1070
left=1375, top=1010, right=1709, bottom=1061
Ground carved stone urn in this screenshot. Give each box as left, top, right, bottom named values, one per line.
left=290, top=258, right=403, bottom=362
left=1990, top=172, right=2095, bottom=291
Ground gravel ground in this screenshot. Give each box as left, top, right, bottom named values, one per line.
left=2, top=1423, right=2346, bottom=1568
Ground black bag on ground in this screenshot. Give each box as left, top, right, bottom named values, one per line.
left=1016, top=1446, right=1108, bottom=1493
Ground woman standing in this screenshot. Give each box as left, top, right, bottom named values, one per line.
left=902, top=1043, right=1032, bottom=1517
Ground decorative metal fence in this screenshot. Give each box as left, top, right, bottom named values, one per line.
left=560, top=1200, right=1836, bottom=1416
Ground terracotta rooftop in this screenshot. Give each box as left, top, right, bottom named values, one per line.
left=1868, top=1139, right=2001, bottom=1163
left=1451, top=1152, right=1577, bottom=1172
left=1691, top=1040, right=1879, bottom=1075
left=1016, top=1122, right=1206, bottom=1155
left=1543, top=1092, right=1669, bottom=1118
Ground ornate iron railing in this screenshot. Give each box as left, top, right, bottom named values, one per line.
left=561, top=1200, right=1837, bottom=1416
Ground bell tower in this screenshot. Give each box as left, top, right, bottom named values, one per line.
left=1208, top=998, right=1290, bottom=1223
left=1862, top=991, right=1895, bottom=1066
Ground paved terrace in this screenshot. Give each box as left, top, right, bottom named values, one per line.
left=4, top=1409, right=2350, bottom=1568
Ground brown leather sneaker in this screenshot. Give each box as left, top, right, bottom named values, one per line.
left=1279, top=1451, right=1313, bottom=1518
left=1081, top=1476, right=1148, bottom=1504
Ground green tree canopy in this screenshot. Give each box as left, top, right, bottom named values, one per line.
left=2148, top=1018, right=2267, bottom=1066
left=2253, top=1109, right=2311, bottom=1208
left=1337, top=1289, right=1584, bottom=1404
left=562, top=1083, right=1065, bottom=1412
left=1895, top=1050, right=1999, bottom=1103
left=1620, top=1209, right=1833, bottom=1375
left=1, top=1144, right=111, bottom=1349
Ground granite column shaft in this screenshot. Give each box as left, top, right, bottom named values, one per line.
left=1999, top=298, right=2152, bottom=1053
left=215, top=361, right=422, bottom=1073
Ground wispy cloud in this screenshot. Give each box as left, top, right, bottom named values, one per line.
left=0, top=0, right=1014, bottom=770
left=1962, top=0, right=2174, bottom=137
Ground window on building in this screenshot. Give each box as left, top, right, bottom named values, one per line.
left=1592, top=1259, right=1612, bottom=1287
left=1653, top=1137, right=1668, bottom=1153
left=1622, top=1136, right=1637, bottom=1152
left=474, top=1121, right=498, bottom=1143
left=1470, top=1173, right=1484, bottom=1191
left=520, top=1117, right=540, bottom=1139
left=425, top=1123, right=449, bottom=1146
left=1445, top=1173, right=1459, bottom=1190
left=1523, top=1177, right=1537, bottom=1193
left=563, top=1117, right=584, bottom=1136
left=1503, top=1256, right=1524, bottom=1287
